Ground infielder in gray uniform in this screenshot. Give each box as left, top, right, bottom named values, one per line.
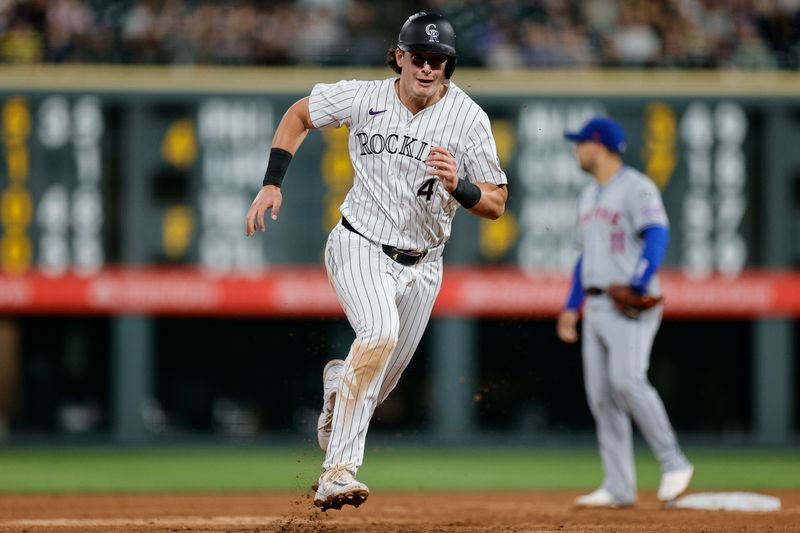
left=557, top=117, right=693, bottom=508
left=245, top=12, right=508, bottom=511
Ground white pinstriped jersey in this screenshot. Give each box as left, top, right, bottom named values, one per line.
left=308, top=77, right=507, bottom=252
left=577, top=166, right=669, bottom=294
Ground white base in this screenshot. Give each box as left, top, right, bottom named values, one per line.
left=668, top=492, right=781, bottom=512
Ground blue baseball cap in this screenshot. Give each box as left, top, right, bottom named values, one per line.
left=564, top=117, right=626, bottom=154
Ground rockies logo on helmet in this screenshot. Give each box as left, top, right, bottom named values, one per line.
left=396, top=12, right=458, bottom=78
left=426, top=24, right=439, bottom=43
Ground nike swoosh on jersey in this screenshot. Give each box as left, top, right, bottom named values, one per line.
left=368, top=108, right=387, bottom=116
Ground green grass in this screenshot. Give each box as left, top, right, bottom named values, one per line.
left=0, top=447, right=797, bottom=493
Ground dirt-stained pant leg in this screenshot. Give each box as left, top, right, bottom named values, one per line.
left=322, top=225, right=441, bottom=474
left=376, top=258, right=442, bottom=404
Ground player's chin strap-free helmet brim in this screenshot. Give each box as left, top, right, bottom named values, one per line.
left=397, top=12, right=457, bottom=78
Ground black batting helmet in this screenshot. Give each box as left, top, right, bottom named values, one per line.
left=397, top=12, right=457, bottom=78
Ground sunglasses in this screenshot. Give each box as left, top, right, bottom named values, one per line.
left=408, top=53, right=448, bottom=69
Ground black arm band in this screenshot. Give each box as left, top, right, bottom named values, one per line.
left=451, top=178, right=482, bottom=208
left=262, top=148, right=293, bottom=187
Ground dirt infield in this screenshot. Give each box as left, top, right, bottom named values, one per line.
left=0, top=491, right=797, bottom=532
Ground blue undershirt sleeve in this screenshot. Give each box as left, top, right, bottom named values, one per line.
left=631, top=225, right=669, bottom=294
left=565, top=256, right=584, bottom=311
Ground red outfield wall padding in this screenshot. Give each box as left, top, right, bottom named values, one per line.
left=0, top=267, right=798, bottom=318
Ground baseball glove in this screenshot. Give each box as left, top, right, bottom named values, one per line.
left=607, top=284, right=662, bottom=319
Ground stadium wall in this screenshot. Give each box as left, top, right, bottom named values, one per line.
left=0, top=66, right=797, bottom=445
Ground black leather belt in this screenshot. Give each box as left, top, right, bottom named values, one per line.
left=585, top=287, right=605, bottom=296
left=341, top=218, right=427, bottom=267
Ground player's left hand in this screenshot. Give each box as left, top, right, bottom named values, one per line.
left=607, top=284, right=662, bottom=319
left=426, top=147, right=457, bottom=192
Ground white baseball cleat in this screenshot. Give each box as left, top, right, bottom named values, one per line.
left=658, top=465, right=694, bottom=502
left=574, top=488, right=632, bottom=508
left=317, top=359, right=344, bottom=452
left=313, top=465, right=369, bottom=511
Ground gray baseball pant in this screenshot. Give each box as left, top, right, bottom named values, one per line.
left=582, top=298, right=690, bottom=503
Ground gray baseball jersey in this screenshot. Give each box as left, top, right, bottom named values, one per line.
left=309, top=77, right=506, bottom=474
left=574, top=166, right=689, bottom=503
left=577, top=166, right=668, bottom=295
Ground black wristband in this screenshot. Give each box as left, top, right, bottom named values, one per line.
left=451, top=178, right=481, bottom=208
left=262, top=148, right=293, bottom=187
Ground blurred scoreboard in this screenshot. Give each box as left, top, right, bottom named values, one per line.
left=1, top=92, right=334, bottom=274
left=511, top=99, right=757, bottom=279
left=2, top=95, right=108, bottom=276
left=1, top=68, right=799, bottom=317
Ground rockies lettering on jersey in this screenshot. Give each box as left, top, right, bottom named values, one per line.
left=308, top=77, right=507, bottom=252
left=355, top=132, right=430, bottom=161
left=308, top=74, right=507, bottom=481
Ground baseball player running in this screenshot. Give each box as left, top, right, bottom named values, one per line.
left=245, top=12, right=508, bottom=511
left=557, top=117, right=693, bottom=508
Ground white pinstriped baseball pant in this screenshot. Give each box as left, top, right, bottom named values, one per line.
left=322, top=223, right=442, bottom=474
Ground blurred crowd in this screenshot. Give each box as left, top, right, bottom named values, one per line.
left=1, top=0, right=799, bottom=69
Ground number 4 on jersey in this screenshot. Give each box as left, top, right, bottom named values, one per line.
left=417, top=178, right=436, bottom=202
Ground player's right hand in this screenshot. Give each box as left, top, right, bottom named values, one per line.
left=556, top=310, right=579, bottom=343
left=245, top=185, right=282, bottom=236
left=426, top=147, right=457, bottom=191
